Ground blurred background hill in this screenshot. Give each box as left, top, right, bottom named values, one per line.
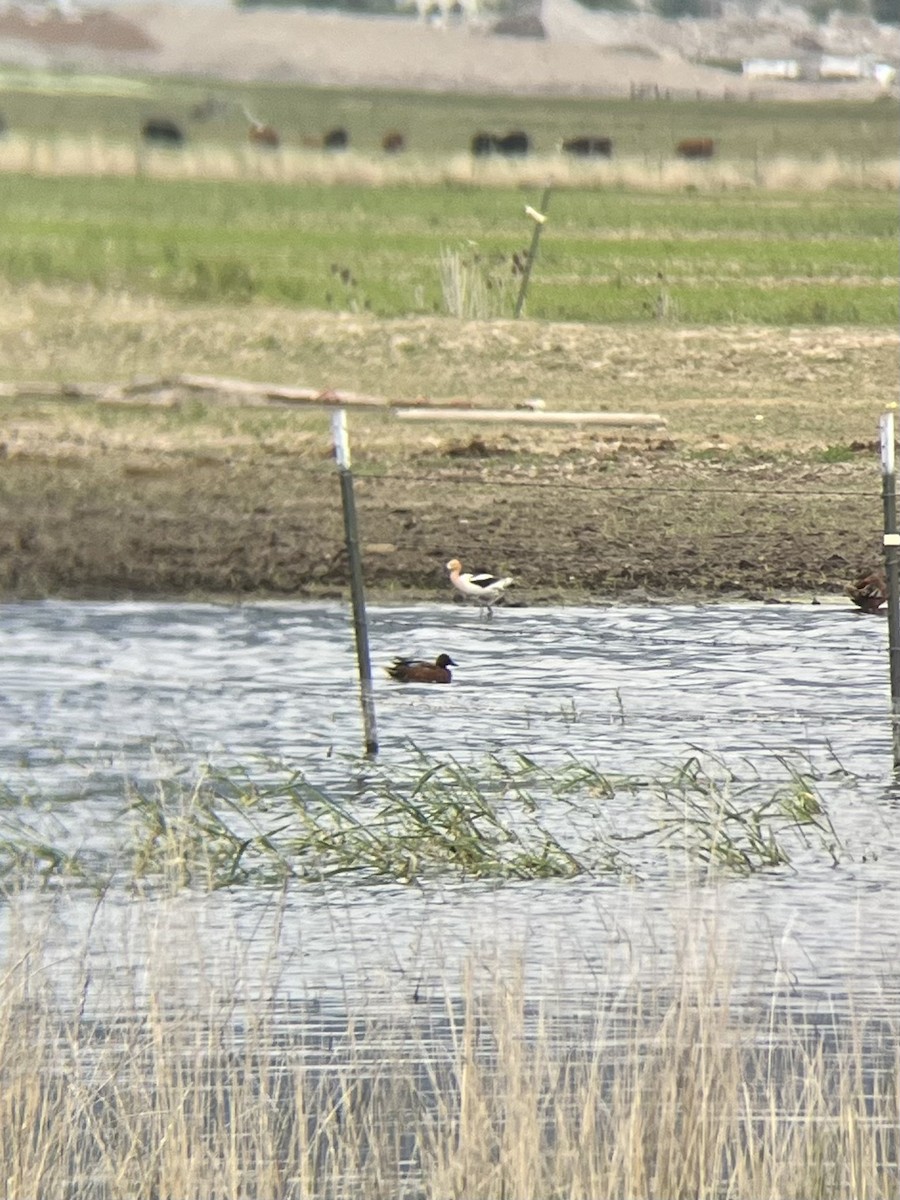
left=0, top=0, right=896, bottom=96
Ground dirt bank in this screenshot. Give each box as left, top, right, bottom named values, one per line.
left=0, top=410, right=885, bottom=609
left=1, top=307, right=894, bottom=609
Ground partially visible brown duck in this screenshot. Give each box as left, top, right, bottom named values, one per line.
left=386, top=654, right=456, bottom=684
left=847, top=569, right=888, bottom=614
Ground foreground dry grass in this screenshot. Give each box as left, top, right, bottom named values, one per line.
left=1, top=900, right=897, bottom=1199
left=1, top=284, right=897, bottom=602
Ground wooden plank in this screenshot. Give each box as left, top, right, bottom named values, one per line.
left=0, top=375, right=667, bottom=426
left=171, top=374, right=389, bottom=408
left=394, top=407, right=667, bottom=427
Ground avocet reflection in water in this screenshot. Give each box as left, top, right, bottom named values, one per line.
left=1, top=599, right=899, bottom=1014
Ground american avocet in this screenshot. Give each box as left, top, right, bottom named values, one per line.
left=386, top=654, right=456, bottom=684
left=446, top=558, right=513, bottom=618
left=847, top=569, right=887, bottom=614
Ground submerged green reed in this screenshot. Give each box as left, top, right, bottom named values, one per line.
left=0, top=752, right=845, bottom=892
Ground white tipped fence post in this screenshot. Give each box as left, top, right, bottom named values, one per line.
left=880, top=409, right=900, bottom=771
left=514, top=186, right=551, bottom=319
left=331, top=408, right=378, bottom=757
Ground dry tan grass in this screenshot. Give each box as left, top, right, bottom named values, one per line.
left=0, top=134, right=896, bottom=192
left=0, top=898, right=897, bottom=1198
left=0, top=282, right=896, bottom=458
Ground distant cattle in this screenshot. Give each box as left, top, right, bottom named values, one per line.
left=249, top=123, right=280, bottom=149
left=495, top=130, right=530, bottom=156
left=323, top=127, right=349, bottom=151
left=381, top=130, right=405, bottom=154
left=561, top=135, right=613, bottom=158
left=470, top=130, right=530, bottom=157
left=471, top=131, right=494, bottom=156
left=240, top=105, right=280, bottom=149
left=141, top=118, right=184, bottom=147
left=676, top=137, right=715, bottom=159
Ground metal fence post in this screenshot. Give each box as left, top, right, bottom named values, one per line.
left=880, top=410, right=900, bottom=771
left=514, top=186, right=552, bottom=319
left=332, top=408, right=378, bottom=757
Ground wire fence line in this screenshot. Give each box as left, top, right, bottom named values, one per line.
left=348, top=471, right=880, bottom=500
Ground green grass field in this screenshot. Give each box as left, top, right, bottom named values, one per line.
left=0, top=172, right=894, bottom=323
left=0, top=70, right=895, bottom=324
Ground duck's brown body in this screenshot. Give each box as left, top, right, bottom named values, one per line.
left=386, top=654, right=456, bottom=684
left=847, top=570, right=888, bottom=614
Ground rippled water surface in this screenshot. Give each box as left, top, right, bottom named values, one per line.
left=2, top=599, right=900, bottom=1015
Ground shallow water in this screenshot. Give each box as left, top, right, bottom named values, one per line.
left=2, top=599, right=899, bottom=1018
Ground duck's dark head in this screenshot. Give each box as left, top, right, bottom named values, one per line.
left=436, top=654, right=456, bottom=668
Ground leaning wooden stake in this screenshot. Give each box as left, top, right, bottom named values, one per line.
left=514, top=186, right=551, bottom=319
left=879, top=409, right=900, bottom=771
left=331, top=409, right=378, bottom=757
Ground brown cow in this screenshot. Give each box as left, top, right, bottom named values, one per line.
left=249, top=123, right=280, bottom=149
left=382, top=130, right=405, bottom=154
left=241, top=104, right=280, bottom=149
left=676, top=137, right=715, bottom=159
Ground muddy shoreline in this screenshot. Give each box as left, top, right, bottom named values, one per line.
left=1, top=444, right=881, bottom=610
left=2, top=312, right=893, bottom=613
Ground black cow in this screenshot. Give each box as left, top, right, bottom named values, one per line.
left=495, top=130, right=530, bottom=156
left=471, top=130, right=530, bottom=157
left=471, top=131, right=494, bottom=156
left=141, top=118, right=184, bottom=147
left=323, top=127, right=349, bottom=151
left=562, top=135, right=613, bottom=158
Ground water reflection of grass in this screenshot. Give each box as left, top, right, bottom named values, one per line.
left=0, top=752, right=844, bottom=892
left=0, top=905, right=896, bottom=1199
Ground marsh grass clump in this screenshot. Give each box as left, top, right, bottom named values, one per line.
left=209, top=754, right=588, bottom=885
left=634, top=754, right=841, bottom=875
left=0, top=751, right=848, bottom=894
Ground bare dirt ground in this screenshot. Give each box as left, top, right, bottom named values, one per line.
left=1, top=437, right=884, bottom=607
left=1, top=308, right=895, bottom=608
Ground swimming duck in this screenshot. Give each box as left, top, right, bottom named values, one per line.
left=847, top=569, right=888, bottom=614
left=386, top=653, right=456, bottom=684
left=446, top=558, right=513, bottom=618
